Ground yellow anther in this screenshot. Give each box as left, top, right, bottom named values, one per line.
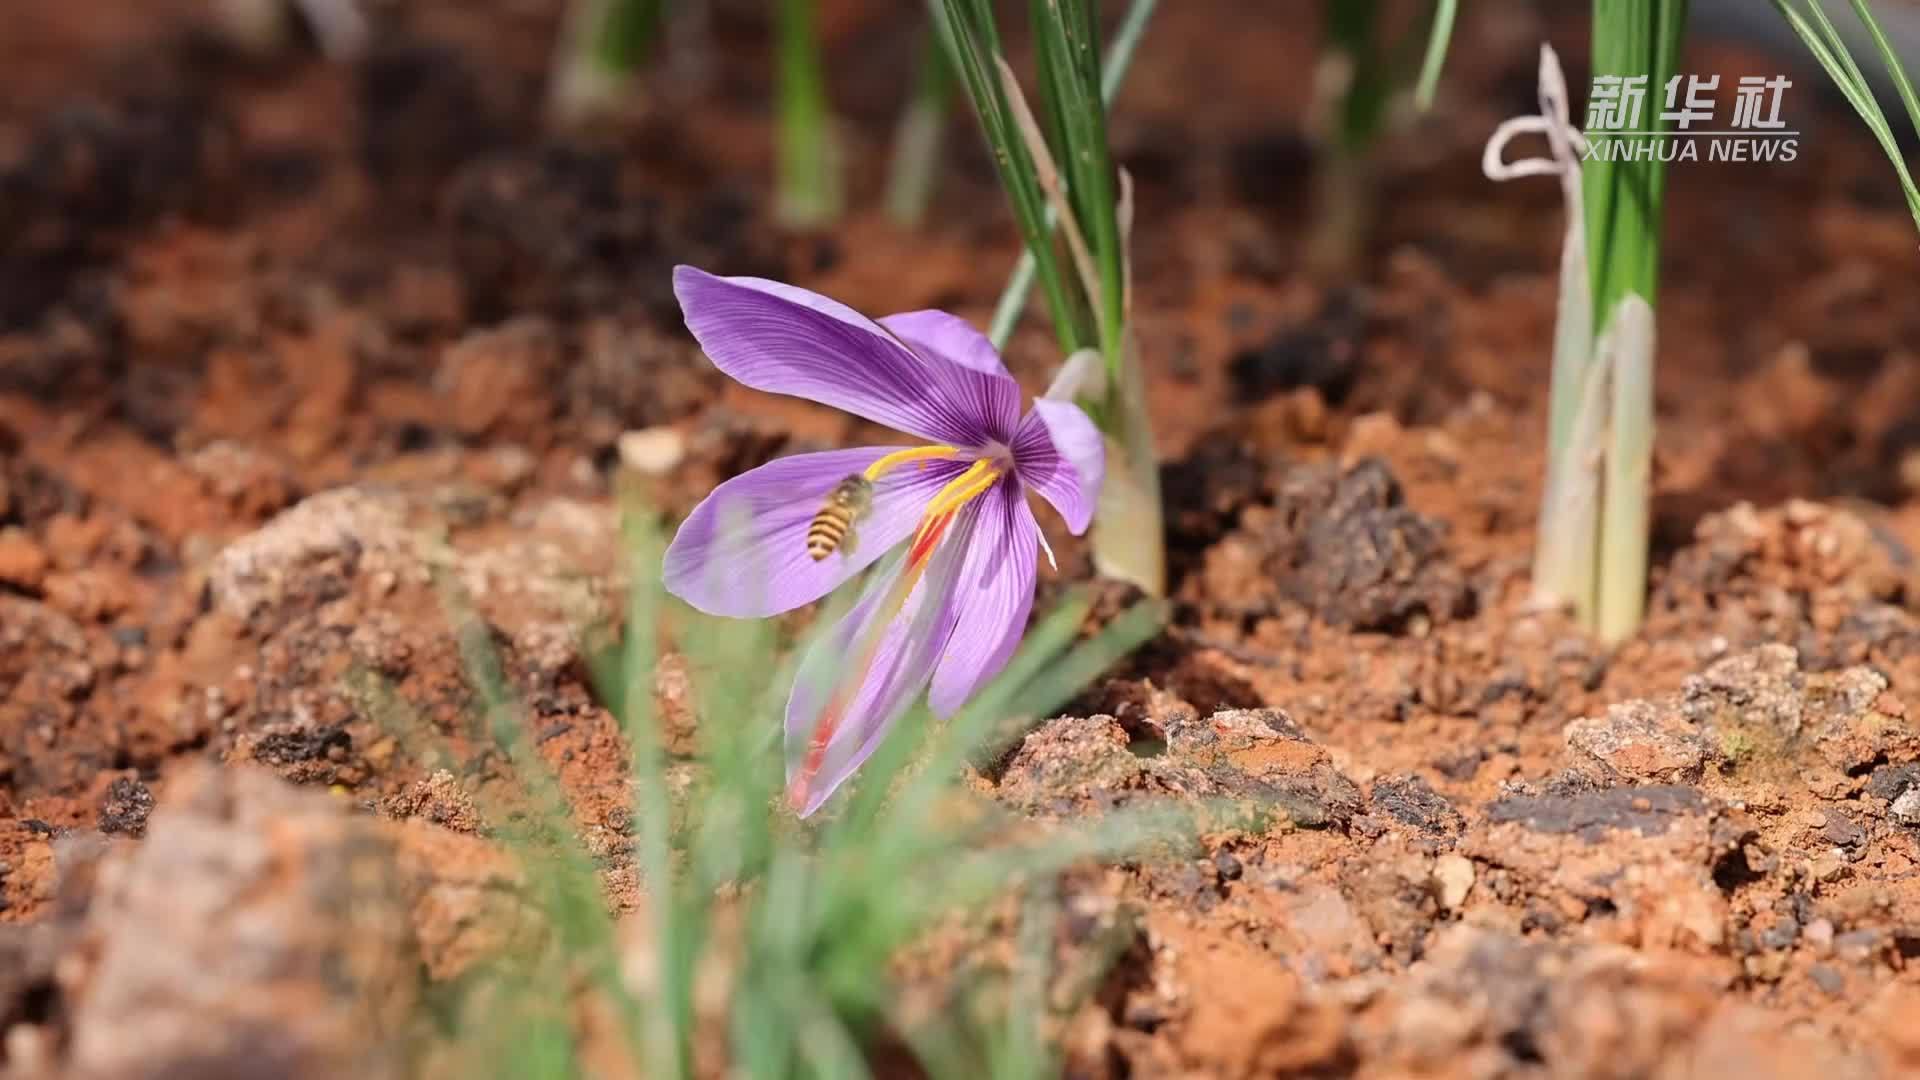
left=922, top=459, right=1001, bottom=519
left=864, top=444, right=961, bottom=481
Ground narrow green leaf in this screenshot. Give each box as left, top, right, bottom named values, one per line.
left=1772, top=0, right=1920, bottom=232
left=931, top=0, right=1089, bottom=351
left=1415, top=0, right=1459, bottom=109
left=775, top=0, right=842, bottom=228
left=986, top=0, right=1158, bottom=350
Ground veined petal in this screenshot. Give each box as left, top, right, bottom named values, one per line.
left=927, top=478, right=1038, bottom=717
left=784, top=503, right=979, bottom=816
left=1012, top=398, right=1104, bottom=535
left=879, top=310, right=1010, bottom=378
left=663, top=446, right=966, bottom=618
left=674, top=267, right=1020, bottom=447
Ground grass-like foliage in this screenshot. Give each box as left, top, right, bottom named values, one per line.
left=1770, top=0, right=1920, bottom=234
left=1585, top=0, right=1687, bottom=329
left=550, top=0, right=665, bottom=123
left=1303, top=0, right=1458, bottom=276
left=1557, top=0, right=1686, bottom=644
left=1416, top=0, right=1460, bottom=110
left=932, top=0, right=1166, bottom=598
left=774, top=0, right=842, bottom=228
left=375, top=509, right=1193, bottom=1078
left=885, top=29, right=956, bottom=227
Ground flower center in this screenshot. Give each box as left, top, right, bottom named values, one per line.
left=860, top=444, right=1006, bottom=574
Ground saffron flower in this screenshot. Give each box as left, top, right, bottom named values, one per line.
left=662, top=266, right=1104, bottom=816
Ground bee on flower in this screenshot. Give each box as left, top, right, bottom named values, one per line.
left=662, top=266, right=1104, bottom=816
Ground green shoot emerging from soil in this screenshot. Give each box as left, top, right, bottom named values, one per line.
left=382, top=506, right=1194, bottom=1076
left=1486, top=1, right=1685, bottom=644
left=774, top=0, right=843, bottom=228
left=1304, top=1, right=1460, bottom=274
left=1580, top=0, right=1685, bottom=643
left=932, top=0, right=1165, bottom=597
left=886, top=28, right=956, bottom=227
left=1770, top=0, right=1920, bottom=234
left=550, top=0, right=666, bottom=124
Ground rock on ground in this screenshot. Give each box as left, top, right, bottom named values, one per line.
left=63, top=764, right=420, bottom=1079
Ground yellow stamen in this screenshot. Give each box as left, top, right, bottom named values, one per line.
left=864, top=444, right=961, bottom=481
left=922, top=459, right=1001, bottom=520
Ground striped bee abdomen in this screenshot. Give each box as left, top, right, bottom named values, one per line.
left=806, top=474, right=874, bottom=561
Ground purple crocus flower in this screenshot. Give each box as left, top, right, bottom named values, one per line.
left=662, top=266, right=1104, bottom=816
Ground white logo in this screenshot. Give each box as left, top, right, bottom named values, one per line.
left=1583, top=73, right=1797, bottom=162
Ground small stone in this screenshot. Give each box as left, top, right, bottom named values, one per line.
left=67, top=764, right=418, bottom=1077
left=1822, top=809, right=1866, bottom=848
left=97, top=776, right=155, bottom=836
left=1757, top=917, right=1800, bottom=951
left=1867, top=763, right=1920, bottom=804
left=1370, top=775, right=1466, bottom=835
left=1432, top=854, right=1475, bottom=911
left=4, top=1025, right=50, bottom=1075
left=1835, top=928, right=1886, bottom=961
left=1804, top=918, right=1836, bottom=953
left=1564, top=699, right=1710, bottom=785
left=1213, top=850, right=1243, bottom=881
left=380, top=770, right=481, bottom=833
left=0, top=528, right=49, bottom=591
left=617, top=427, right=687, bottom=475
left=209, top=489, right=419, bottom=622
left=1891, top=787, right=1920, bottom=826
left=1809, top=965, right=1845, bottom=995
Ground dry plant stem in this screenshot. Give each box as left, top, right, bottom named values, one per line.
left=1485, top=45, right=1601, bottom=616
left=1539, top=340, right=1610, bottom=626
left=995, top=58, right=1103, bottom=316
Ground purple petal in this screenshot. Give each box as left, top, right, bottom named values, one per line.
left=674, top=266, right=1020, bottom=446
left=1012, top=398, right=1104, bottom=535
left=663, top=446, right=966, bottom=618
left=879, top=311, right=1010, bottom=377
left=784, top=504, right=980, bottom=816
left=927, top=479, right=1039, bottom=716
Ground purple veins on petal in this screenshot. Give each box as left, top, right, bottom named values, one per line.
left=672, top=266, right=1021, bottom=448
left=879, top=310, right=1011, bottom=378
left=1012, top=397, right=1105, bottom=535
left=784, top=500, right=982, bottom=816
left=927, top=477, right=1040, bottom=717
